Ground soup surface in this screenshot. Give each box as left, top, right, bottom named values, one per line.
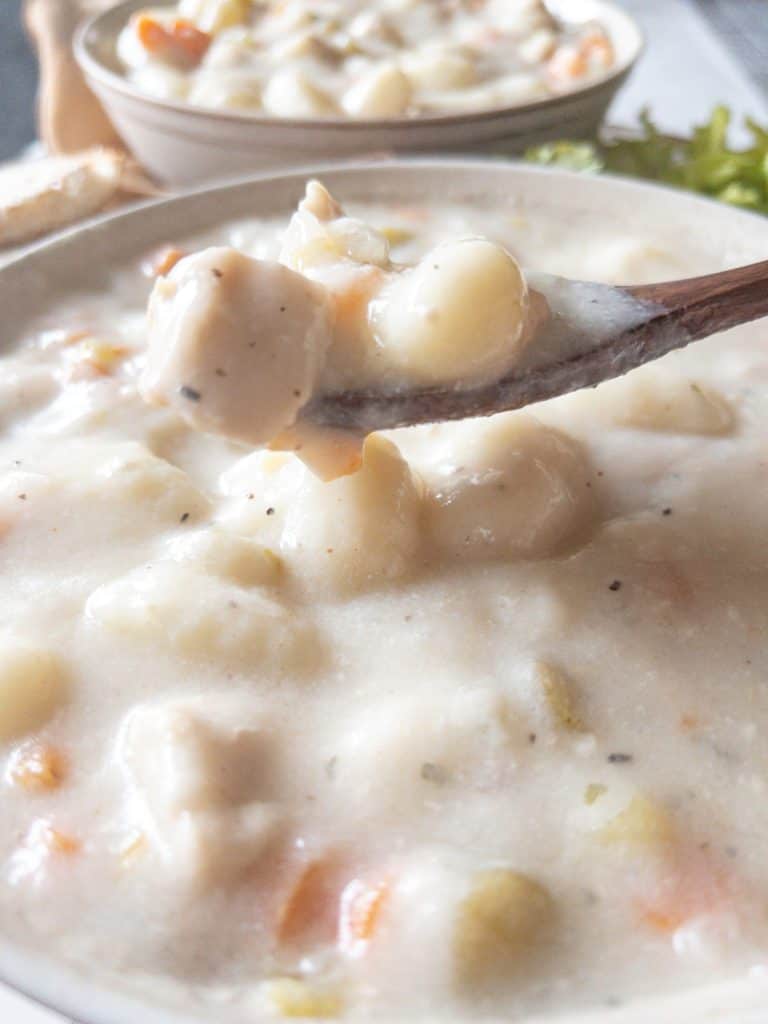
left=116, top=0, right=615, bottom=118
left=1, top=185, right=768, bottom=1023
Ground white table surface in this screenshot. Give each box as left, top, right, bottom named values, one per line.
left=2, top=0, right=766, bottom=1021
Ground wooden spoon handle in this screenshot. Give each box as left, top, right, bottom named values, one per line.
left=628, top=257, right=768, bottom=340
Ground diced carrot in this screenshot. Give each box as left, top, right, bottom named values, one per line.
left=61, top=329, right=91, bottom=347
left=135, top=14, right=211, bottom=68
left=277, top=858, right=343, bottom=946
left=581, top=29, right=614, bottom=68
left=635, top=848, right=729, bottom=936
left=142, top=245, right=186, bottom=278
left=42, top=823, right=80, bottom=855
left=8, top=742, right=66, bottom=792
left=547, top=45, right=587, bottom=83
left=338, top=878, right=388, bottom=955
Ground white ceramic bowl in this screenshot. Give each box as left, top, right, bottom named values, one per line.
left=2, top=158, right=768, bottom=1024
left=74, top=0, right=642, bottom=186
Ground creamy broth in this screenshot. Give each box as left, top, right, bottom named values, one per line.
left=116, top=0, right=615, bottom=119
left=1, top=190, right=768, bottom=1023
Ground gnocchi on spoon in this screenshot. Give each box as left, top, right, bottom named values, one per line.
left=141, top=181, right=768, bottom=475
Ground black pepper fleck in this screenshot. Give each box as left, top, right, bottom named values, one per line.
left=266, top=507, right=275, bottom=516
left=293, top=389, right=301, bottom=397
left=215, top=368, right=227, bottom=377
left=608, top=579, right=622, bottom=592
left=212, top=268, right=223, bottom=278
left=528, top=732, right=537, bottom=744
left=280, top=306, right=286, bottom=313
left=607, top=752, right=633, bottom=764
left=421, top=762, right=448, bottom=785
left=662, top=507, right=672, bottom=516
left=179, top=512, right=189, bottom=523
left=179, top=385, right=202, bottom=402
left=17, top=493, right=26, bottom=501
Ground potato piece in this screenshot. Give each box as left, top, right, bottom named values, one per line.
left=342, top=63, right=412, bottom=118
left=369, top=239, right=529, bottom=386
left=402, top=49, right=476, bottom=90
left=85, top=562, right=310, bottom=670
left=118, top=698, right=282, bottom=884
left=599, top=795, right=674, bottom=848
left=0, top=642, right=66, bottom=742
left=280, top=435, right=423, bottom=591
left=263, top=978, right=342, bottom=1018
left=455, top=869, right=556, bottom=986
left=166, top=526, right=282, bottom=586
left=262, top=69, right=338, bottom=117
left=613, top=375, right=735, bottom=436
left=331, top=689, right=519, bottom=823
left=188, top=70, right=262, bottom=110
left=425, top=414, right=595, bottom=560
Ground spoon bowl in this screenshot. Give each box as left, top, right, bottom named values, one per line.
left=304, top=258, right=768, bottom=433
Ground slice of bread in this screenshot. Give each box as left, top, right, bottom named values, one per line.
left=0, top=148, right=124, bottom=246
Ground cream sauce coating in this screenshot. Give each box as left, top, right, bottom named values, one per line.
left=0, top=189, right=768, bottom=1024
left=116, top=0, right=615, bottom=119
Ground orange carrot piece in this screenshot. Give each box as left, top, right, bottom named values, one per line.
left=135, top=15, right=211, bottom=68
left=8, top=742, right=66, bottom=792
left=338, top=878, right=388, bottom=955
left=142, top=246, right=187, bottom=278
left=277, top=859, right=342, bottom=946
left=47, top=828, right=80, bottom=855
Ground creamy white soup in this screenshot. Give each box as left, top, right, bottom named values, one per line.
left=1, top=185, right=768, bottom=1024
left=116, top=0, right=615, bottom=118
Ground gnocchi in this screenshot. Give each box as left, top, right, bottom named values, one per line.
left=117, top=0, right=616, bottom=118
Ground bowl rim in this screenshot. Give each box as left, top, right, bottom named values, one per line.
left=3, top=156, right=768, bottom=1024
left=74, top=0, right=644, bottom=133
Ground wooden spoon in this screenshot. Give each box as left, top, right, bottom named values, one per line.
left=303, top=258, right=768, bottom=434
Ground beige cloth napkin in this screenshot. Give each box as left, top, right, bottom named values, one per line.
left=0, top=1, right=160, bottom=252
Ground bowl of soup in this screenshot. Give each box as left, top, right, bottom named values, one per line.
left=74, top=0, right=642, bottom=185
left=0, top=159, right=768, bottom=1024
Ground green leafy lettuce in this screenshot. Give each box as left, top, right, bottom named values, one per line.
left=525, top=107, right=768, bottom=214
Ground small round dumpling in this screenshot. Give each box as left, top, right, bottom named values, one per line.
left=85, top=561, right=312, bottom=670
left=141, top=247, right=333, bottom=447
left=0, top=640, right=66, bottom=742
left=425, top=414, right=595, bottom=560
left=178, top=0, right=251, bottom=33
left=262, top=68, right=338, bottom=117
left=280, top=435, right=424, bottom=590
left=401, top=48, right=477, bottom=91
left=342, top=63, right=412, bottom=118
left=369, top=238, right=529, bottom=385
left=188, top=69, right=262, bottom=110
